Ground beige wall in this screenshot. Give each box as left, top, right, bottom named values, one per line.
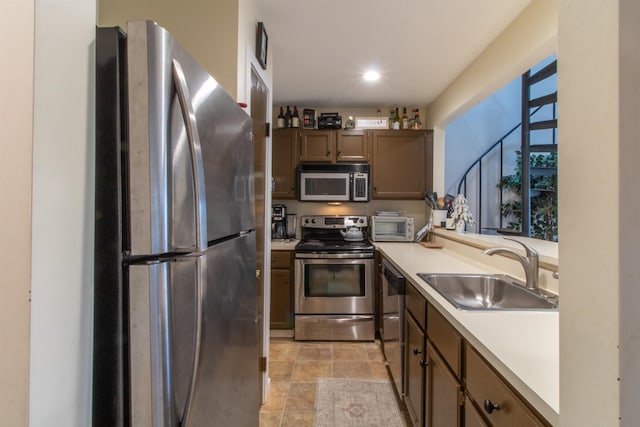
left=98, top=0, right=271, bottom=104
left=425, top=0, right=557, bottom=128
left=29, top=0, right=96, bottom=424
left=99, top=0, right=240, bottom=98
left=618, top=1, right=640, bottom=423
left=424, top=0, right=557, bottom=195
left=0, top=0, right=34, bottom=424
left=558, top=0, right=640, bottom=425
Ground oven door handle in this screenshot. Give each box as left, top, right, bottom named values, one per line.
left=298, top=315, right=374, bottom=324
left=295, top=252, right=374, bottom=259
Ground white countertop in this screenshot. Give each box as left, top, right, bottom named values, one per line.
left=375, top=242, right=559, bottom=424
left=270, top=239, right=299, bottom=250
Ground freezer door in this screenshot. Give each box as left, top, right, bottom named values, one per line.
left=128, top=232, right=258, bottom=427
left=127, top=21, right=254, bottom=257
left=185, top=232, right=259, bottom=427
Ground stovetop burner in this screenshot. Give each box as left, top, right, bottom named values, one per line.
left=295, top=239, right=375, bottom=254
left=296, top=215, right=374, bottom=254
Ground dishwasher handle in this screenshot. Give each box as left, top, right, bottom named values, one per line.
left=382, top=259, right=406, bottom=294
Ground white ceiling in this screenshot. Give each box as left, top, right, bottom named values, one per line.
left=256, top=0, right=532, bottom=108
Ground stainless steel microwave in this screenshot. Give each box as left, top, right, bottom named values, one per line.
left=297, top=163, right=370, bottom=202
left=370, top=216, right=415, bottom=241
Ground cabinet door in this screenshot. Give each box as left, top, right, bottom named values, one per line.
left=464, top=399, right=489, bottom=427
left=427, top=304, right=462, bottom=379
left=371, top=130, right=432, bottom=199
left=272, top=129, right=299, bottom=199
left=465, top=346, right=548, bottom=427
left=336, top=130, right=369, bottom=162
left=300, top=130, right=336, bottom=162
left=427, top=343, right=462, bottom=427
left=270, top=268, right=292, bottom=329
left=405, top=311, right=426, bottom=427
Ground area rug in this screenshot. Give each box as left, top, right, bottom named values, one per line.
left=313, top=378, right=406, bottom=427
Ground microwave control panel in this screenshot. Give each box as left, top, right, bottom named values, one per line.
left=352, top=172, right=368, bottom=202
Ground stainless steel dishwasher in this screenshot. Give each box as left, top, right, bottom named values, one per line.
left=380, top=258, right=406, bottom=396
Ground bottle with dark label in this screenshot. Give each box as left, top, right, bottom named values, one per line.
left=408, top=109, right=416, bottom=129
left=291, top=105, right=300, bottom=128
left=389, top=108, right=395, bottom=129
left=413, top=108, right=422, bottom=129
left=277, top=107, right=285, bottom=128
left=393, top=107, right=401, bottom=130
left=401, top=107, right=409, bottom=129
left=446, top=199, right=455, bottom=229
left=284, top=106, right=292, bottom=128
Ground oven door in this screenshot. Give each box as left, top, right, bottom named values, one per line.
left=294, top=254, right=374, bottom=315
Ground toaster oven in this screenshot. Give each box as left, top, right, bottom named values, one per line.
left=370, top=216, right=415, bottom=242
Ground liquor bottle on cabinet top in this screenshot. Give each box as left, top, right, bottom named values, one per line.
left=389, top=108, right=395, bottom=129
left=291, top=105, right=300, bottom=128
left=401, top=107, right=409, bottom=129
left=408, top=109, right=416, bottom=129
left=277, top=107, right=285, bottom=128
left=393, top=107, right=400, bottom=130
left=413, top=108, right=422, bottom=129
left=284, top=105, right=292, bottom=128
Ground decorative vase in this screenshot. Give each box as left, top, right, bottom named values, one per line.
left=455, top=222, right=465, bottom=233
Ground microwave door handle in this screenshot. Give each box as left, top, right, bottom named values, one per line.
left=172, top=59, right=207, bottom=252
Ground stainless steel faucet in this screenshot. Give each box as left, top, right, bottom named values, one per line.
left=484, top=237, right=539, bottom=290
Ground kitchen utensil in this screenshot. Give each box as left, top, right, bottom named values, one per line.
left=340, top=226, right=364, bottom=241
left=425, top=192, right=438, bottom=209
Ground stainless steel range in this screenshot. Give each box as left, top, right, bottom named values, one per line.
left=294, top=215, right=375, bottom=341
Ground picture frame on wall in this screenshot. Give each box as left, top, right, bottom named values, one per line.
left=256, top=22, right=268, bottom=70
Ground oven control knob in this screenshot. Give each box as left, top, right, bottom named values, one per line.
left=311, top=218, right=317, bottom=224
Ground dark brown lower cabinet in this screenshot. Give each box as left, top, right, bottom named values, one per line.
left=405, top=311, right=426, bottom=427
left=464, top=346, right=549, bottom=427
left=464, top=399, right=489, bottom=427
left=270, top=251, right=293, bottom=329
left=402, top=282, right=551, bottom=427
left=427, top=343, right=462, bottom=427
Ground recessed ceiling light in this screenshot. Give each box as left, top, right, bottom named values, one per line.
left=363, top=70, right=380, bottom=82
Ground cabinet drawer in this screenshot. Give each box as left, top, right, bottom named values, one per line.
left=465, top=346, right=548, bottom=427
left=271, top=250, right=292, bottom=269
left=405, top=283, right=426, bottom=329
left=427, top=304, right=462, bottom=378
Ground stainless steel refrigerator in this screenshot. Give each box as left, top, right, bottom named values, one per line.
left=94, top=21, right=258, bottom=426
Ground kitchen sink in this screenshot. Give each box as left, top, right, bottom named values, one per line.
left=417, top=273, right=558, bottom=311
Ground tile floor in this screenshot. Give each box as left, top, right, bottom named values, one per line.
left=259, top=338, right=408, bottom=427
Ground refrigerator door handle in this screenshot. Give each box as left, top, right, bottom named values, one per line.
left=172, top=58, right=207, bottom=252
left=181, top=256, right=205, bottom=426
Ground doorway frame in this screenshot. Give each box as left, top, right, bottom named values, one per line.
left=245, top=46, right=273, bottom=405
